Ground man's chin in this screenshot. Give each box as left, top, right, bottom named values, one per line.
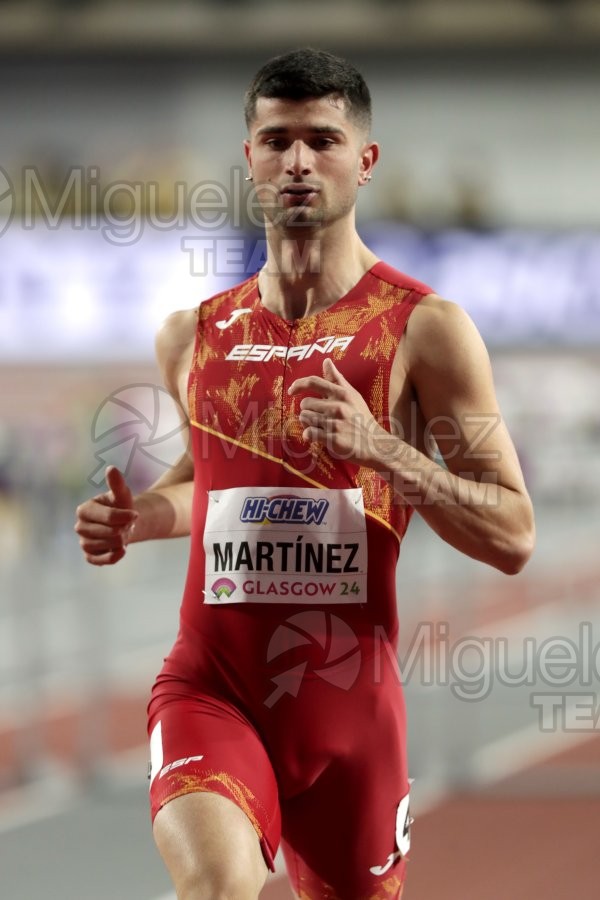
left=269, top=207, right=325, bottom=230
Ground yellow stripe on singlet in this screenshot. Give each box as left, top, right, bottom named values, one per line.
left=190, top=418, right=402, bottom=543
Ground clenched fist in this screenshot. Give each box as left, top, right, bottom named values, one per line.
left=74, top=466, right=138, bottom=566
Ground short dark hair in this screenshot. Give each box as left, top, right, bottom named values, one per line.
left=244, top=48, right=372, bottom=132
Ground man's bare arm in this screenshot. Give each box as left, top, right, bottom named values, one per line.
left=128, top=452, right=195, bottom=544
left=289, top=299, right=535, bottom=575
left=129, top=308, right=197, bottom=543
left=384, top=296, right=535, bottom=573
left=75, top=309, right=197, bottom=564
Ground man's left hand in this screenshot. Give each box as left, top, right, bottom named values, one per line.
left=288, top=358, right=398, bottom=469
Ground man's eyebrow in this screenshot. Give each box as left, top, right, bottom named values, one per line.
left=255, top=125, right=346, bottom=136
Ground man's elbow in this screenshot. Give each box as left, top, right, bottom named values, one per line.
left=496, top=522, right=536, bottom=576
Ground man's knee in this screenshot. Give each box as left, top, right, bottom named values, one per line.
left=176, top=867, right=258, bottom=900
left=172, top=843, right=264, bottom=900
left=153, top=791, right=267, bottom=900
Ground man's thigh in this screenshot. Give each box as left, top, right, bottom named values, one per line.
left=280, top=751, right=411, bottom=899
left=148, top=688, right=282, bottom=875
left=153, top=792, right=269, bottom=897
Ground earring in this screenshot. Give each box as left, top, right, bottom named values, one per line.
left=364, top=174, right=372, bottom=182
left=245, top=175, right=253, bottom=182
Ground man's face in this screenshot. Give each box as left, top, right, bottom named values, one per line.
left=244, top=94, right=377, bottom=231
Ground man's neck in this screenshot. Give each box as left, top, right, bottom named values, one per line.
left=258, top=224, right=379, bottom=320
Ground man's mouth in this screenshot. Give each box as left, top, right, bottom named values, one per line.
left=279, top=185, right=320, bottom=209
left=280, top=184, right=320, bottom=197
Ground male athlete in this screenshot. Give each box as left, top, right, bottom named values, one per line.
left=75, top=49, right=535, bottom=900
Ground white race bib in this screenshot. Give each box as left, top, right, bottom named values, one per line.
left=203, top=486, right=368, bottom=604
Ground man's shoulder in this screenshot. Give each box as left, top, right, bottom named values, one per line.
left=156, top=308, right=197, bottom=353
left=371, top=260, right=434, bottom=298
left=155, top=273, right=258, bottom=349
left=197, top=273, right=258, bottom=320
left=408, top=294, right=473, bottom=328
left=405, top=293, right=489, bottom=372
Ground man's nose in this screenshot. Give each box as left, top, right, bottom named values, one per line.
left=284, top=140, right=313, bottom=176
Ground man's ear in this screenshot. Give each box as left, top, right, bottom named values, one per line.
left=359, top=140, right=380, bottom=183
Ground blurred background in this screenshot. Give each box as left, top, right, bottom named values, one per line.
left=1, top=1, right=599, bottom=898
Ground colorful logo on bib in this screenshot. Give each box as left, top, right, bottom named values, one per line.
left=240, top=494, right=329, bottom=526
left=210, top=577, right=237, bottom=600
